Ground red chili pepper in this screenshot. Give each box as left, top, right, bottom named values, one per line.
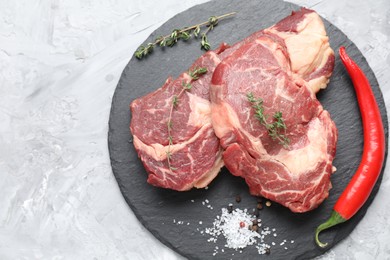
left=315, top=46, right=385, bottom=248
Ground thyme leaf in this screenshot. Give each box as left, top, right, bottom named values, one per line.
left=194, top=26, right=201, bottom=37
left=189, top=67, right=208, bottom=80
left=172, top=95, right=179, bottom=107
left=182, top=81, right=192, bottom=90
left=201, top=33, right=211, bottom=51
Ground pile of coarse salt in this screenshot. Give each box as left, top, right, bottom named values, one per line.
left=204, top=207, right=272, bottom=255
left=205, top=208, right=259, bottom=249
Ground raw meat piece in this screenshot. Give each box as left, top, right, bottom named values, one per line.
left=210, top=8, right=337, bottom=212
left=130, top=45, right=229, bottom=191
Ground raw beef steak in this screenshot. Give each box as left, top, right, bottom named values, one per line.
left=210, top=9, right=337, bottom=212
left=130, top=44, right=229, bottom=191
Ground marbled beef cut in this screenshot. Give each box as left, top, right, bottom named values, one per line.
left=210, top=8, right=337, bottom=212
left=130, top=44, right=229, bottom=191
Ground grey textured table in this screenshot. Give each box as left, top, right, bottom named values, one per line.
left=0, top=0, right=389, bottom=259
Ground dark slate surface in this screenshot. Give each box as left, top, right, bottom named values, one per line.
left=107, top=0, right=388, bottom=259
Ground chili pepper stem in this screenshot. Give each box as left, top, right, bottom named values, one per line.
left=315, top=211, right=346, bottom=248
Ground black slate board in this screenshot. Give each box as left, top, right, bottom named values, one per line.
left=108, top=0, right=388, bottom=259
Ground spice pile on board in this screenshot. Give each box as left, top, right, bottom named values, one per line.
left=196, top=196, right=295, bottom=256
left=204, top=207, right=272, bottom=255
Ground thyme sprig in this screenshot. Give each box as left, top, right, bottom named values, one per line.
left=134, top=12, right=236, bottom=59
left=247, top=92, right=290, bottom=148
left=166, top=67, right=208, bottom=171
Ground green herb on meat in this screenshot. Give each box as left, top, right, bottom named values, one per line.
left=166, top=67, right=208, bottom=171
left=134, top=12, right=236, bottom=59
left=247, top=92, right=290, bottom=148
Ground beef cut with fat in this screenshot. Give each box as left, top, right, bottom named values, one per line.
left=210, top=8, right=337, bottom=212
left=130, top=44, right=229, bottom=191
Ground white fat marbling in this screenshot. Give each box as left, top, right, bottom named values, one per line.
left=0, top=0, right=389, bottom=259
